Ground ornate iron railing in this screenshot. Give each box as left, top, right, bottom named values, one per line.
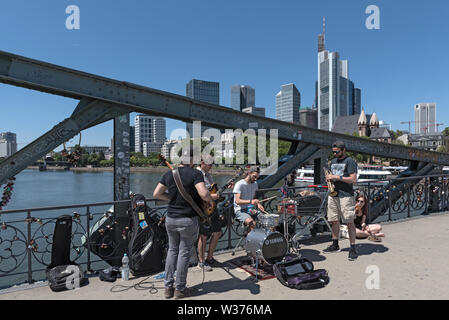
left=0, top=173, right=448, bottom=289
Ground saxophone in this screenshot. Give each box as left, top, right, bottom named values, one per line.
left=323, top=167, right=338, bottom=197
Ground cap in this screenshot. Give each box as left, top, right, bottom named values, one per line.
left=332, top=141, right=346, bottom=149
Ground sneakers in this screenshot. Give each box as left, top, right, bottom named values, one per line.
left=323, top=243, right=341, bottom=253
left=198, top=261, right=213, bottom=272
left=174, top=287, right=196, bottom=300
left=206, top=257, right=220, bottom=267
left=348, top=246, right=358, bottom=261
left=164, top=287, right=175, bottom=299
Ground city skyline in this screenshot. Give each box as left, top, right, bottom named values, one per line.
left=0, top=1, right=447, bottom=148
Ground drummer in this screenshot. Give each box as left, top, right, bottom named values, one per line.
left=233, top=166, right=264, bottom=231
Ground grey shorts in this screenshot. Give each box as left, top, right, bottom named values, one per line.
left=235, top=209, right=252, bottom=224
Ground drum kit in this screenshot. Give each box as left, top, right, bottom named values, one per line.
left=243, top=193, right=328, bottom=280
left=243, top=205, right=294, bottom=280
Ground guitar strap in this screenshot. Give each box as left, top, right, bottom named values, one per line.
left=172, top=168, right=210, bottom=225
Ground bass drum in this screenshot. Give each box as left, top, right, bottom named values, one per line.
left=245, top=229, right=288, bottom=265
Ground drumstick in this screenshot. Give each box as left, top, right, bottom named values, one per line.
left=259, top=196, right=278, bottom=203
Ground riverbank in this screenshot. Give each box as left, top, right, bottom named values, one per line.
left=27, top=166, right=239, bottom=175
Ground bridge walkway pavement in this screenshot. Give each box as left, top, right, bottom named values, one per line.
left=1, top=212, right=449, bottom=300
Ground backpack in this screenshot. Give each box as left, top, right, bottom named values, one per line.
left=46, top=264, right=89, bottom=292
left=127, top=194, right=168, bottom=277
left=273, top=254, right=330, bottom=290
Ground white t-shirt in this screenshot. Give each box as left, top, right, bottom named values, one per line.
left=233, top=179, right=258, bottom=213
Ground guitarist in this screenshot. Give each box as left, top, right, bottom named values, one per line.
left=196, top=156, right=227, bottom=271
left=153, top=149, right=214, bottom=299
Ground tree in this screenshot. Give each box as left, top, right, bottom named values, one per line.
left=437, top=145, right=448, bottom=153
left=442, top=127, right=449, bottom=137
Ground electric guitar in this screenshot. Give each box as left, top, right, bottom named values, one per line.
left=203, top=167, right=246, bottom=217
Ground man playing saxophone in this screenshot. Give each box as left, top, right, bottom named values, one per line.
left=323, top=141, right=359, bottom=261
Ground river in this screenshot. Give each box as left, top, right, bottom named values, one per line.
left=3, top=168, right=234, bottom=212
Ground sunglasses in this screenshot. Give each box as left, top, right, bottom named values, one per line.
left=332, top=150, right=342, bottom=154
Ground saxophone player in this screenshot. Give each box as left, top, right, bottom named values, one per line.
left=323, top=141, right=359, bottom=261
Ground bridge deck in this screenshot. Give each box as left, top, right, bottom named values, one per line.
left=1, top=212, right=448, bottom=300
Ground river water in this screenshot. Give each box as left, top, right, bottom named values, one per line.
left=3, top=168, right=233, bottom=212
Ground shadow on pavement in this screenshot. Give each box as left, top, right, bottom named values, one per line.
left=299, top=249, right=327, bottom=262
left=298, top=234, right=332, bottom=246
left=190, top=266, right=261, bottom=298
left=340, top=243, right=389, bottom=255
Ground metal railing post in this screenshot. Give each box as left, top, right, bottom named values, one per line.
left=86, top=206, right=92, bottom=273
left=26, top=210, right=33, bottom=284
left=227, top=205, right=232, bottom=250
left=388, top=186, right=392, bottom=222
left=367, top=182, right=371, bottom=224
left=425, top=177, right=429, bottom=215
left=407, top=182, right=411, bottom=218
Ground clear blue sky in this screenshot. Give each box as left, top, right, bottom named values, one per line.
left=0, top=0, right=448, bottom=149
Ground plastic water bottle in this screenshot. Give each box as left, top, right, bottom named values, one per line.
left=121, top=253, right=130, bottom=281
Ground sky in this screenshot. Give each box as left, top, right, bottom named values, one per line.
left=0, top=0, right=448, bottom=149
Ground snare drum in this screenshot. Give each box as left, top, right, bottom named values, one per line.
left=258, top=213, right=281, bottom=229
left=245, top=228, right=288, bottom=265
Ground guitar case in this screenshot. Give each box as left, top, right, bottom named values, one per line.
left=46, top=215, right=88, bottom=292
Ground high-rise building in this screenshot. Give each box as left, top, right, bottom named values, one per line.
left=186, top=79, right=220, bottom=136
left=231, top=85, right=255, bottom=111
left=129, top=126, right=135, bottom=153
left=276, top=84, right=301, bottom=124
left=299, top=107, right=318, bottom=128
left=415, top=103, right=437, bottom=134
left=242, top=107, right=265, bottom=117
left=317, top=18, right=360, bottom=130
left=0, top=132, right=17, bottom=158
left=353, top=88, right=362, bottom=115
left=134, top=115, right=166, bottom=154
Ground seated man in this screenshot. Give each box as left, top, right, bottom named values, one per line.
left=233, top=166, right=264, bottom=230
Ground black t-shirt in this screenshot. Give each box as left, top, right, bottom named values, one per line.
left=354, top=212, right=364, bottom=229
left=330, top=156, right=358, bottom=197
left=160, top=166, right=205, bottom=218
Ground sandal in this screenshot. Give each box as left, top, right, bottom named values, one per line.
left=367, top=235, right=382, bottom=242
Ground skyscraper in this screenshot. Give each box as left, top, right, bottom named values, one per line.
left=317, top=18, right=360, bottom=130
left=299, top=107, right=318, bottom=128
left=415, top=103, right=437, bottom=134
left=0, top=132, right=17, bottom=158
left=276, top=84, right=301, bottom=124
left=134, top=115, right=166, bottom=154
left=353, top=88, right=362, bottom=115
left=186, top=79, right=220, bottom=136
left=231, top=85, right=255, bottom=111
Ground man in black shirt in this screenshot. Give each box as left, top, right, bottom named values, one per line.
left=323, top=141, right=359, bottom=261
left=153, top=149, right=214, bottom=299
